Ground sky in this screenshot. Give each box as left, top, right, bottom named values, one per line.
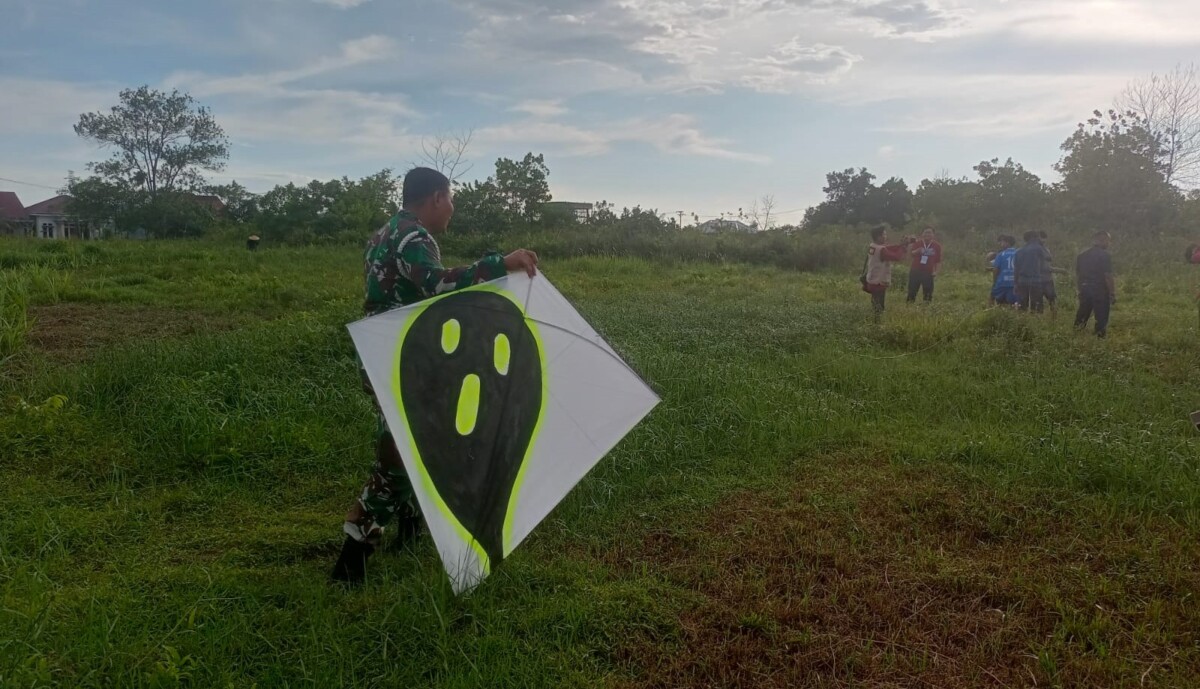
left=1, top=0, right=1198, bottom=224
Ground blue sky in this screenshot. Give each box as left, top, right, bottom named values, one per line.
left=2, top=0, right=1198, bottom=224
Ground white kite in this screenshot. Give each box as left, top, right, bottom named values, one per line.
left=347, top=272, right=659, bottom=594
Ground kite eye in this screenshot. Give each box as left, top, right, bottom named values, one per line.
left=456, top=374, right=480, bottom=436
left=494, top=334, right=510, bottom=375
left=442, top=319, right=461, bottom=354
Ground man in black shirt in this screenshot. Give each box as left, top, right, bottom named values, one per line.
left=1014, top=230, right=1051, bottom=313
left=1074, top=231, right=1115, bottom=337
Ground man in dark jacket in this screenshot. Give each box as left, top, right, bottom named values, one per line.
left=1014, top=230, right=1052, bottom=313
left=1074, top=231, right=1115, bottom=338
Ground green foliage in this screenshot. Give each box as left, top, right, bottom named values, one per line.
left=1056, top=110, right=1182, bottom=235
left=912, top=176, right=979, bottom=235
left=74, top=86, right=229, bottom=196
left=254, top=171, right=398, bottom=244
left=494, top=153, right=551, bottom=223
left=450, top=178, right=512, bottom=234
left=203, top=181, right=258, bottom=224
left=973, top=157, right=1050, bottom=230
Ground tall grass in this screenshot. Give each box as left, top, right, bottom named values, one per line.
left=2, top=239, right=1200, bottom=687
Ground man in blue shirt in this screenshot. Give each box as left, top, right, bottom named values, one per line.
left=1014, top=230, right=1052, bottom=313
left=989, top=235, right=1018, bottom=306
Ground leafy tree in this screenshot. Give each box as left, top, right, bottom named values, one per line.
left=74, top=86, right=229, bottom=197
left=972, top=158, right=1049, bottom=230
left=203, top=181, right=258, bottom=224
left=862, top=176, right=912, bottom=228
left=803, top=168, right=877, bottom=228
left=912, top=176, right=979, bottom=234
left=494, top=153, right=551, bottom=223
left=1055, top=110, right=1180, bottom=234
left=450, top=179, right=512, bottom=234
left=254, top=171, right=398, bottom=243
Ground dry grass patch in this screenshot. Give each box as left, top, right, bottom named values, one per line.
left=609, top=461, right=1200, bottom=688
left=27, top=303, right=238, bottom=362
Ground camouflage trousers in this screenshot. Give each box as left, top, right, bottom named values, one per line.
left=343, top=408, right=422, bottom=547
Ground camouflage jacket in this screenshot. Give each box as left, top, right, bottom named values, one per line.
left=363, top=210, right=506, bottom=316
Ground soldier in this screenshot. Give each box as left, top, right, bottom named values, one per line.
left=332, top=167, right=539, bottom=585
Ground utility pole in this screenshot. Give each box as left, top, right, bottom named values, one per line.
left=676, top=211, right=684, bottom=227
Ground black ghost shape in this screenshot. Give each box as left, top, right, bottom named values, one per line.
left=399, top=290, right=543, bottom=569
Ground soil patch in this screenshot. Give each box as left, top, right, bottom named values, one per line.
left=608, top=463, right=1200, bottom=688
left=27, top=303, right=238, bottom=362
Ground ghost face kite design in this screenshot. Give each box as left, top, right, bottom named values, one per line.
left=348, top=273, right=660, bottom=594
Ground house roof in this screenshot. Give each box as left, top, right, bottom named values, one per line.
left=0, top=191, right=25, bottom=220
left=189, top=194, right=227, bottom=213
left=25, top=194, right=72, bottom=216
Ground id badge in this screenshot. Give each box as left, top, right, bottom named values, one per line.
left=920, top=255, right=929, bottom=265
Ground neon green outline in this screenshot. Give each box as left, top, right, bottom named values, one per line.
left=389, top=282, right=547, bottom=574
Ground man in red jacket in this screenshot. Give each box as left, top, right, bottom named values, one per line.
left=906, top=226, right=943, bottom=303
left=862, top=224, right=913, bottom=322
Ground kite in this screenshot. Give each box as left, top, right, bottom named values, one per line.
left=347, top=272, right=660, bottom=594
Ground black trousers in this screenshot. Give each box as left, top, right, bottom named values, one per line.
left=906, top=270, right=934, bottom=302
left=1017, top=284, right=1044, bottom=313
left=870, top=289, right=886, bottom=320
left=1074, top=286, right=1111, bottom=337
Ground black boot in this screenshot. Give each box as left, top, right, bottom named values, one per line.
left=386, top=515, right=425, bottom=552
left=331, top=535, right=375, bottom=585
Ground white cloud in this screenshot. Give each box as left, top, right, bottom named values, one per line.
left=878, top=144, right=897, bottom=159
left=312, top=0, right=373, bottom=7
left=163, top=36, right=421, bottom=159
left=476, top=113, right=769, bottom=163
left=0, top=78, right=115, bottom=136
left=510, top=100, right=569, bottom=118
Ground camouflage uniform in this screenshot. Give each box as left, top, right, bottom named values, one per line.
left=346, top=210, right=507, bottom=545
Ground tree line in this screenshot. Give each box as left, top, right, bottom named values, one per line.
left=57, top=64, right=1200, bottom=242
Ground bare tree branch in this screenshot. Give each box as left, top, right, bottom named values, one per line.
left=412, top=129, right=476, bottom=183
left=1116, top=63, right=1200, bottom=188
left=760, top=194, right=776, bottom=231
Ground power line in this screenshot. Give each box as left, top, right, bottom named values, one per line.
left=0, top=175, right=60, bottom=191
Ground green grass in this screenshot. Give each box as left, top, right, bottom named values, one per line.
left=2, top=238, right=1200, bottom=687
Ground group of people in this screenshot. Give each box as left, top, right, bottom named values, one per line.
left=862, top=224, right=1116, bottom=337
left=861, top=225, right=943, bottom=319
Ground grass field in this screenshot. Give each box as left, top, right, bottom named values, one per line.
left=2, top=238, right=1200, bottom=688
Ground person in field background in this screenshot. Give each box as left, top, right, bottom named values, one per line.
left=906, top=227, right=943, bottom=304
left=988, top=235, right=1019, bottom=306
left=1036, top=231, right=1070, bottom=319
left=1014, top=230, right=1052, bottom=313
left=332, top=167, right=540, bottom=585
left=1074, top=230, right=1116, bottom=338
left=862, top=224, right=913, bottom=322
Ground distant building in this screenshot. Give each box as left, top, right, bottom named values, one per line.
left=25, top=195, right=104, bottom=240
left=543, top=201, right=593, bottom=222
left=697, top=218, right=756, bottom=234
left=0, top=191, right=28, bottom=235
left=189, top=194, right=227, bottom=216
left=0, top=190, right=223, bottom=240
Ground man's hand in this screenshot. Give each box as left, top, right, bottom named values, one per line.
left=504, top=249, right=539, bottom=277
